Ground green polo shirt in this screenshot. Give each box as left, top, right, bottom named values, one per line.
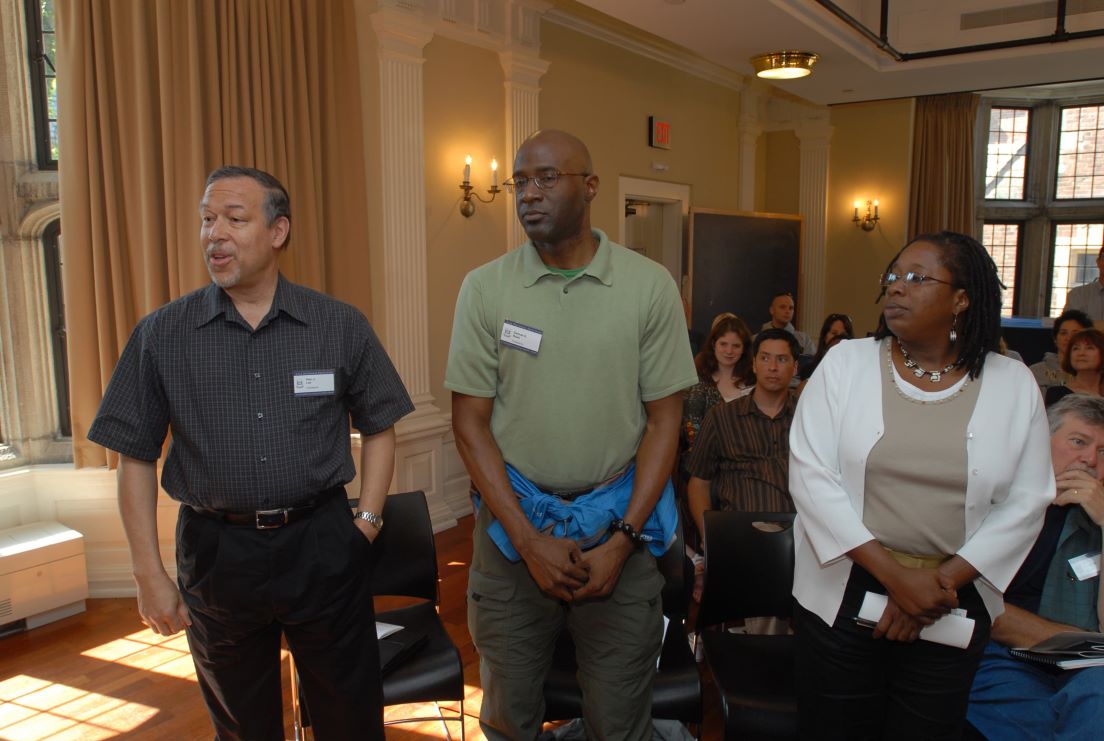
left=445, top=229, right=697, bottom=491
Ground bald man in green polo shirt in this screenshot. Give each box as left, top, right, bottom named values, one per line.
left=446, top=130, right=697, bottom=740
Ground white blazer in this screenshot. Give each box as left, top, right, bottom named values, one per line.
left=789, top=337, right=1055, bottom=625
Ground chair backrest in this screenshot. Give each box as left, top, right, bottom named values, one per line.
left=365, top=490, right=439, bottom=602
left=656, top=519, right=692, bottom=619
left=696, top=510, right=795, bottom=630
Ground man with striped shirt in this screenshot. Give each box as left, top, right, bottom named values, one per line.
left=685, top=328, right=800, bottom=540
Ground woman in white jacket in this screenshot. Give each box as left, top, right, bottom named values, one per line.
left=789, top=231, right=1054, bottom=739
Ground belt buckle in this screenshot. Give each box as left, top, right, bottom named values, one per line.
left=255, top=508, right=289, bottom=529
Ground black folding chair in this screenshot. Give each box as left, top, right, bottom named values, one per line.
left=290, top=490, right=465, bottom=740
left=696, top=510, right=797, bottom=740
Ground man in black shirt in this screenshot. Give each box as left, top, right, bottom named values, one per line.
left=88, top=166, right=413, bottom=740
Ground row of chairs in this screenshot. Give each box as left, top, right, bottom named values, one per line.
left=290, top=493, right=798, bottom=740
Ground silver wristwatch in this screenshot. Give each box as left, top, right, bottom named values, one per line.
left=354, top=510, right=384, bottom=530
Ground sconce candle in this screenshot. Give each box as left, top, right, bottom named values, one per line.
left=852, top=199, right=881, bottom=231
left=459, top=154, right=503, bottom=218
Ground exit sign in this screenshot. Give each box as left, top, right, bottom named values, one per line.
left=649, top=117, right=671, bottom=149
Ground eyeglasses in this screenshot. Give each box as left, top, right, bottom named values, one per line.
left=879, top=271, right=954, bottom=289
left=502, top=171, right=589, bottom=193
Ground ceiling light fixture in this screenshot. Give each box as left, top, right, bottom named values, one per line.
left=750, top=51, right=818, bottom=80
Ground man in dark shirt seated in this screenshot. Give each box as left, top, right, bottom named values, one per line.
left=967, top=393, right=1104, bottom=739
left=684, top=328, right=799, bottom=541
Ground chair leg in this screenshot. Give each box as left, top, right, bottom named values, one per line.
left=432, top=698, right=465, bottom=741
left=289, top=656, right=305, bottom=741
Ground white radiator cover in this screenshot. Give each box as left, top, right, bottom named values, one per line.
left=0, top=521, right=88, bottom=629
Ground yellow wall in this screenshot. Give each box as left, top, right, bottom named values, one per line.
left=763, top=130, right=800, bottom=215
left=423, top=36, right=508, bottom=412
left=538, top=21, right=742, bottom=234
left=418, top=23, right=755, bottom=410
left=824, top=98, right=915, bottom=337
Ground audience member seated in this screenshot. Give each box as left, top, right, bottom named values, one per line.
left=759, top=292, right=816, bottom=357
left=797, top=313, right=855, bottom=393
left=1031, top=310, right=1093, bottom=392
left=679, top=312, right=756, bottom=485
left=1045, top=328, right=1104, bottom=407
left=684, top=328, right=798, bottom=541
left=967, top=394, right=1104, bottom=739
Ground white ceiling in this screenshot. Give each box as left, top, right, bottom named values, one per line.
left=573, top=0, right=1104, bottom=105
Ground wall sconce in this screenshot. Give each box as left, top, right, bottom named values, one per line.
left=852, top=199, right=880, bottom=231
left=460, top=154, right=501, bottom=218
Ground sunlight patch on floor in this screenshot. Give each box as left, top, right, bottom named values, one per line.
left=0, top=678, right=158, bottom=741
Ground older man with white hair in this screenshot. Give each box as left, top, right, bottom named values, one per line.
left=967, top=393, right=1104, bottom=739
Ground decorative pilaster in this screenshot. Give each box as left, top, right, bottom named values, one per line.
left=368, top=8, right=455, bottom=529
left=737, top=88, right=762, bottom=212
left=499, top=51, right=549, bottom=251
left=795, top=123, right=833, bottom=333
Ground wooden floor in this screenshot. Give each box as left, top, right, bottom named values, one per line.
left=0, top=515, right=723, bottom=740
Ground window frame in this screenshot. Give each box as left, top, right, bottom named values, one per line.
left=25, top=0, right=57, bottom=170
left=977, top=92, right=1104, bottom=317
left=981, top=221, right=1024, bottom=317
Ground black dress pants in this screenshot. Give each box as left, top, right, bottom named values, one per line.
left=794, top=563, right=991, bottom=741
left=175, top=493, right=383, bottom=741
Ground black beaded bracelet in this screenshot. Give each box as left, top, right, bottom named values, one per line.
left=608, top=518, right=651, bottom=548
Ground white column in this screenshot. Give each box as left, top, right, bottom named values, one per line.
left=795, top=123, right=833, bottom=333
left=499, top=51, right=549, bottom=252
left=368, top=9, right=455, bottom=529
left=737, top=88, right=762, bottom=212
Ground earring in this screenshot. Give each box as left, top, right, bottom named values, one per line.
left=949, top=313, right=958, bottom=344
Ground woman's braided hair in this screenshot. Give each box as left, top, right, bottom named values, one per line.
left=874, top=231, right=1003, bottom=380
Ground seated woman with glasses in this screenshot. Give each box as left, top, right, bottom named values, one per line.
left=789, top=231, right=1053, bottom=739
left=1044, top=327, right=1104, bottom=407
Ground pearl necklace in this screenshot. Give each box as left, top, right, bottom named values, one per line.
left=898, top=341, right=958, bottom=383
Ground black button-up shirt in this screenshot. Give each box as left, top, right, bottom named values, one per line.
left=88, top=275, right=414, bottom=510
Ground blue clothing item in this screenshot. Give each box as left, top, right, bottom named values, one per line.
left=473, top=462, right=678, bottom=563
left=968, top=640, right=1104, bottom=740
left=1038, top=506, right=1102, bottom=631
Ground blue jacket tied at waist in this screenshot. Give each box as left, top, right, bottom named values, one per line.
left=474, top=462, right=679, bottom=563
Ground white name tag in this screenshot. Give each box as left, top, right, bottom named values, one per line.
left=1069, top=552, right=1101, bottom=581
left=293, top=370, right=335, bottom=396
left=500, top=320, right=543, bottom=355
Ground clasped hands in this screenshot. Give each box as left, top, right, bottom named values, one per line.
left=875, top=567, right=959, bottom=643
left=519, top=531, right=632, bottom=602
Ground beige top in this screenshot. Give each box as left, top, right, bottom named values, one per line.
left=862, top=342, right=982, bottom=556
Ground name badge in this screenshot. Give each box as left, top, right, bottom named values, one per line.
left=1069, top=551, right=1101, bottom=581
left=500, top=320, right=543, bottom=355
left=294, top=370, right=335, bottom=396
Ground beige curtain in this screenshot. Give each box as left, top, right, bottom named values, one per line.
left=908, top=93, right=980, bottom=239
left=57, top=0, right=371, bottom=468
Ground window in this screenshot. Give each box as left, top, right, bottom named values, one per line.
left=1050, top=223, right=1104, bottom=316
left=43, top=220, right=70, bottom=437
left=981, top=223, right=1021, bottom=317
left=978, top=92, right=1104, bottom=318
left=1056, top=105, right=1104, bottom=200
left=26, top=0, right=58, bottom=168
left=985, top=107, right=1030, bottom=200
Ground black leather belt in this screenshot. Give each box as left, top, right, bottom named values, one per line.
left=188, top=486, right=345, bottom=530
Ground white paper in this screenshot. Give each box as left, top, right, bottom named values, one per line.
left=858, top=592, right=975, bottom=649
left=1069, top=552, right=1101, bottom=581
left=376, top=621, right=403, bottom=640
